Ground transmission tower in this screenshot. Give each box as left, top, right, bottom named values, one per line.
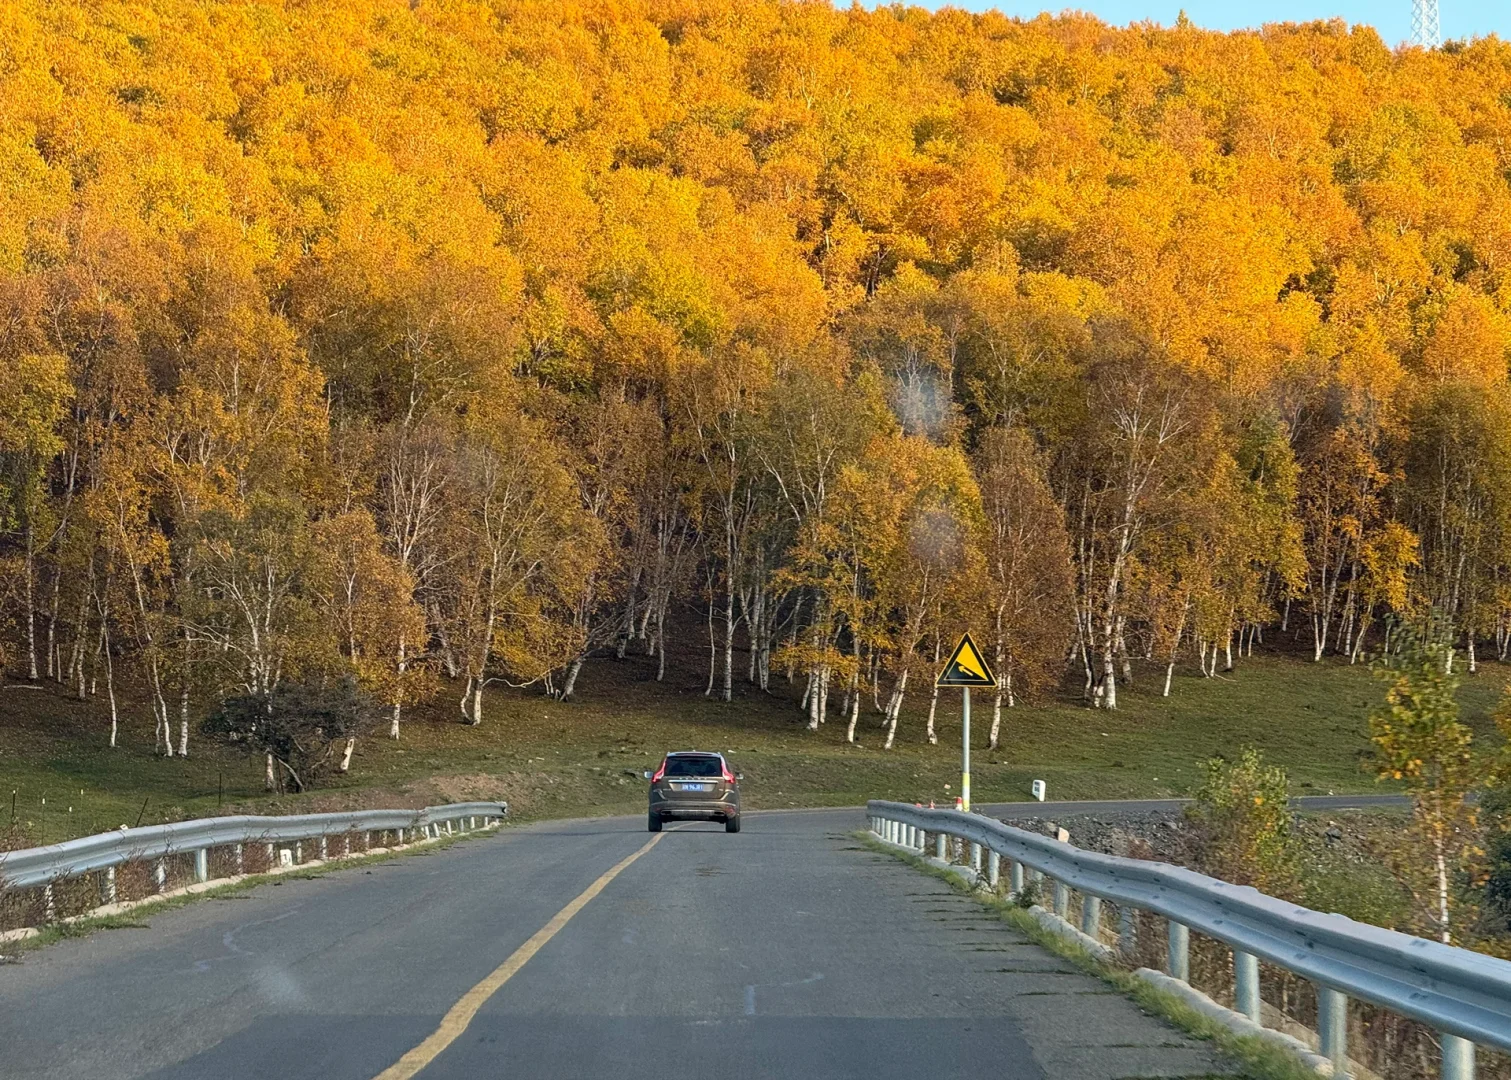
left=1411, top=0, right=1441, bottom=48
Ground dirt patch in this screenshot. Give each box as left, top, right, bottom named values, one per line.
left=408, top=772, right=522, bottom=807
left=994, top=808, right=1201, bottom=865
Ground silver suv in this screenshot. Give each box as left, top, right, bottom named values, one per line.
left=645, top=752, right=742, bottom=832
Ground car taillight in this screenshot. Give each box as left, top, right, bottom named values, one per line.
left=651, top=761, right=666, bottom=783
left=721, top=763, right=736, bottom=783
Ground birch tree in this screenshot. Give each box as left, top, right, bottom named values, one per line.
left=974, top=425, right=1073, bottom=746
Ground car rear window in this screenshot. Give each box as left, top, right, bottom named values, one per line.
left=664, top=756, right=721, bottom=777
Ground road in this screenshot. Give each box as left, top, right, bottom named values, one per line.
left=0, top=808, right=1238, bottom=1080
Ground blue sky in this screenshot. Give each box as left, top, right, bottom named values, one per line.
left=915, top=0, right=1508, bottom=48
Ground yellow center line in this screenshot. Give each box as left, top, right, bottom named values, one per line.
left=372, top=828, right=671, bottom=1080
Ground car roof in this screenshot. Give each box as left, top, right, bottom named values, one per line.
left=665, top=750, right=724, bottom=759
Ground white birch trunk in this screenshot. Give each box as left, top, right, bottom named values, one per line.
left=704, top=581, right=717, bottom=696
left=925, top=638, right=941, bottom=745
left=722, top=584, right=735, bottom=703
left=340, top=737, right=355, bottom=773
left=657, top=605, right=667, bottom=682
left=178, top=684, right=189, bottom=758
left=104, top=626, right=118, bottom=749
left=562, top=655, right=585, bottom=700
left=1436, top=841, right=1450, bottom=944
left=24, top=525, right=38, bottom=681
left=882, top=669, right=908, bottom=749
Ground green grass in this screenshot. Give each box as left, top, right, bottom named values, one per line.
left=857, top=832, right=1322, bottom=1080
left=2, top=645, right=1507, bottom=845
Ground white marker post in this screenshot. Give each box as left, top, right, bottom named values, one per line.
left=937, top=633, right=996, bottom=815
left=962, top=685, right=970, bottom=813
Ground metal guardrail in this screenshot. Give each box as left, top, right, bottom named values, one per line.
left=0, top=802, right=506, bottom=896
left=868, top=800, right=1511, bottom=1079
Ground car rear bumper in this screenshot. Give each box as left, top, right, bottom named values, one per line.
left=652, top=802, right=738, bottom=820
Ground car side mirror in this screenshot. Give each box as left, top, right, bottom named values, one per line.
left=643, top=771, right=653, bottom=780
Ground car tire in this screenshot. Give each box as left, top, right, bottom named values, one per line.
left=648, top=812, right=662, bottom=833
left=725, top=815, right=741, bottom=833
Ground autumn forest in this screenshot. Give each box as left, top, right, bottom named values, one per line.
left=3, top=0, right=1511, bottom=777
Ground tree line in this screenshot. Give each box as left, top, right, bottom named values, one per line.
left=2, top=0, right=1511, bottom=766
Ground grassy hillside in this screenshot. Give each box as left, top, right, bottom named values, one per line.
left=2, top=645, right=1507, bottom=846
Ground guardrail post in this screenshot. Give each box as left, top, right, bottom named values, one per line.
left=265, top=842, right=274, bottom=867
left=969, top=842, right=982, bottom=872
left=1081, top=895, right=1101, bottom=938
left=294, top=841, right=302, bottom=865
left=935, top=833, right=946, bottom=860
left=1166, top=920, right=1189, bottom=982
left=103, top=866, right=117, bottom=905
left=1119, top=906, right=1137, bottom=956
left=987, top=850, right=1000, bottom=888
left=444, top=821, right=452, bottom=837
left=154, top=859, right=167, bottom=894
left=1052, top=879, right=1069, bottom=918
left=318, top=836, right=328, bottom=860
left=344, top=834, right=352, bottom=856
left=43, top=883, right=55, bottom=922
left=1009, top=860, right=1024, bottom=896
left=1441, top=1034, right=1474, bottom=1080
left=1234, top=950, right=1260, bottom=1023
left=1317, top=987, right=1348, bottom=1078
left=234, top=844, right=244, bottom=875
left=193, top=848, right=208, bottom=884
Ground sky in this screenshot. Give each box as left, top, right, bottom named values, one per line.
left=917, top=0, right=1508, bottom=48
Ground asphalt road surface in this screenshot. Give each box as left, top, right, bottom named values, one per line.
left=0, top=808, right=1239, bottom=1080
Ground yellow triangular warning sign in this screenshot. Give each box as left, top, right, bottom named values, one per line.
left=937, top=632, right=996, bottom=688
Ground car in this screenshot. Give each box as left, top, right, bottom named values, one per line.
left=644, top=751, right=743, bottom=833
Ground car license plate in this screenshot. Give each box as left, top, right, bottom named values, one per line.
left=680, top=783, right=710, bottom=792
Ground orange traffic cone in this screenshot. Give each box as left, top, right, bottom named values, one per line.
left=954, top=796, right=963, bottom=811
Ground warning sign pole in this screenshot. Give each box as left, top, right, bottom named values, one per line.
left=961, top=685, right=971, bottom=813
left=937, top=631, right=995, bottom=816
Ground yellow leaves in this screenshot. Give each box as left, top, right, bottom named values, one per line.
left=1359, top=521, right=1420, bottom=613
left=0, top=124, right=70, bottom=273
left=0, top=352, right=70, bottom=461
left=1419, top=290, right=1511, bottom=388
